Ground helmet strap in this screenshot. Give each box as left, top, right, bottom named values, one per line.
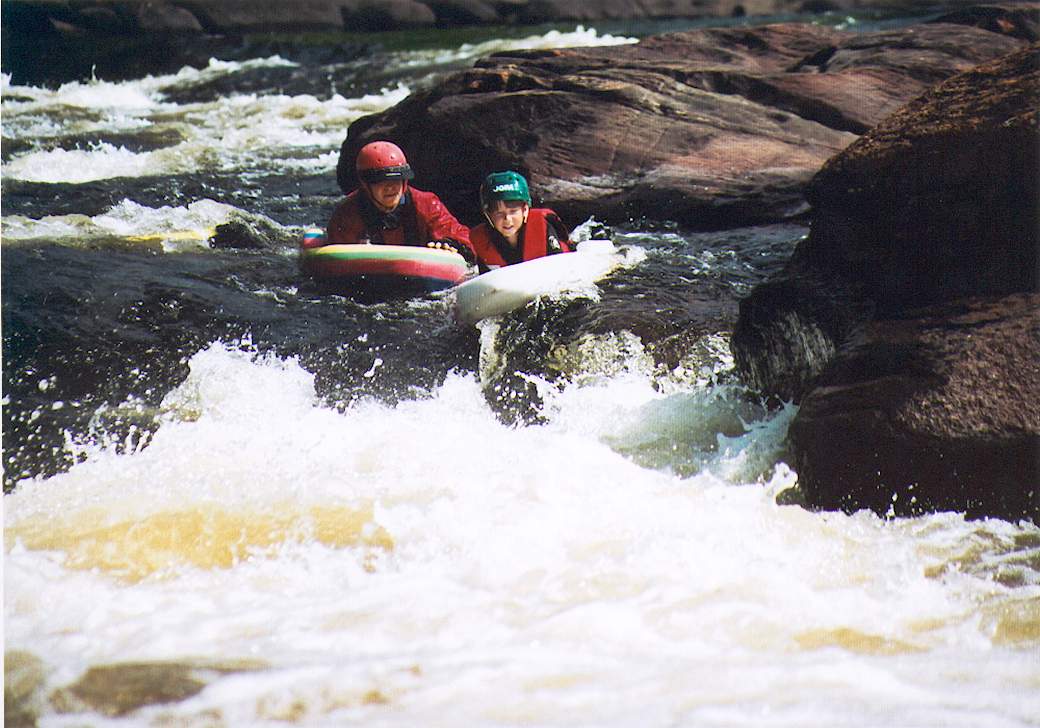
left=483, top=202, right=530, bottom=227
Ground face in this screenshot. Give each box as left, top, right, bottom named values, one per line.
left=487, top=200, right=529, bottom=241
left=366, top=180, right=405, bottom=212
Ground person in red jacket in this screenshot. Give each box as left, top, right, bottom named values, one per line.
left=469, top=171, right=572, bottom=272
left=311, top=141, right=474, bottom=261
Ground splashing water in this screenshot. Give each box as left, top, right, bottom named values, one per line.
left=4, top=20, right=1039, bottom=728
left=6, top=342, right=1039, bottom=726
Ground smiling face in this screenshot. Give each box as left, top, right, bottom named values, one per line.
left=486, top=200, right=529, bottom=245
left=366, top=180, right=406, bottom=213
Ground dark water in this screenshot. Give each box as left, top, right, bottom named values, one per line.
left=1, top=221, right=803, bottom=488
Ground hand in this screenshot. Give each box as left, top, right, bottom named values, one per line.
left=426, top=241, right=457, bottom=252
left=427, top=240, right=475, bottom=264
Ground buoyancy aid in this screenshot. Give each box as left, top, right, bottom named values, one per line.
left=470, top=208, right=572, bottom=269
left=323, top=187, right=473, bottom=256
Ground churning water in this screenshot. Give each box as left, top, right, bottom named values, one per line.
left=3, top=19, right=1038, bottom=728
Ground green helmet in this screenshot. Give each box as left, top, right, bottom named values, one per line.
left=480, top=171, right=531, bottom=209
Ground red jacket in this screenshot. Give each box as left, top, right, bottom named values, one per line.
left=469, top=208, right=572, bottom=269
left=318, top=187, right=473, bottom=256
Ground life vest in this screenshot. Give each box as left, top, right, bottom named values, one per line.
left=324, top=187, right=473, bottom=254
left=470, top=208, right=570, bottom=268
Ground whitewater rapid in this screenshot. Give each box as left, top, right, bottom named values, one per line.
left=3, top=20, right=1039, bottom=728
left=5, top=343, right=1038, bottom=726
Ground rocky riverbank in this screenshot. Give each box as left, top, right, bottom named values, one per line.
left=336, top=5, right=1032, bottom=227
left=0, top=0, right=1004, bottom=36
left=733, top=43, right=1039, bottom=521
left=2, top=0, right=1028, bottom=85
left=1, top=0, right=844, bottom=85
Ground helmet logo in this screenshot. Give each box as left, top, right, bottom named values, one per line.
left=481, top=170, right=531, bottom=208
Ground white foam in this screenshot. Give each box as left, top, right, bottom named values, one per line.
left=0, top=26, right=630, bottom=185
left=2, top=65, right=411, bottom=182
left=3, top=142, right=160, bottom=183
left=1, top=199, right=243, bottom=250
left=5, top=344, right=1037, bottom=727
left=396, top=24, right=637, bottom=69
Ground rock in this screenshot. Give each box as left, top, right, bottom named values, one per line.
left=788, top=295, right=1040, bottom=520
left=731, top=269, right=871, bottom=402
left=341, top=0, right=439, bottom=31
left=209, top=213, right=302, bottom=250
left=4, top=651, right=48, bottom=728
left=776, top=22, right=1029, bottom=132
left=4, top=1, right=1031, bottom=88
left=732, top=44, right=1040, bottom=521
left=50, top=659, right=267, bottom=718
left=337, top=19, right=1027, bottom=227
left=165, top=0, right=346, bottom=32
left=734, top=43, right=1039, bottom=400
left=76, top=6, right=132, bottom=33
left=930, top=3, right=1040, bottom=41
left=135, top=3, right=205, bottom=32
left=2, top=0, right=1028, bottom=39
left=427, top=0, right=502, bottom=24
left=804, top=43, right=1040, bottom=313
left=0, top=0, right=803, bottom=41
left=516, top=0, right=824, bottom=22
left=479, top=272, right=740, bottom=424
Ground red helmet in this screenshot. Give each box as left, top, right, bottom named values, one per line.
left=355, top=141, right=415, bottom=184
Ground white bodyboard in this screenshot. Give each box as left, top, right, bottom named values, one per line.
left=452, top=240, right=619, bottom=325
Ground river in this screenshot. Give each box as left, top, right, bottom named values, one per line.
left=3, top=14, right=1039, bottom=728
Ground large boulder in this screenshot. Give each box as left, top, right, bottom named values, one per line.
left=733, top=42, right=1040, bottom=399
left=789, top=295, right=1040, bottom=520
left=337, top=19, right=1027, bottom=227
left=733, top=44, right=1040, bottom=520
left=802, top=42, right=1040, bottom=313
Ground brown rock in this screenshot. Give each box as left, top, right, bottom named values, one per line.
left=337, top=21, right=1027, bottom=227
left=731, top=269, right=872, bottom=402
left=788, top=295, right=1040, bottom=520
left=734, top=43, right=1040, bottom=400
left=76, top=6, right=133, bottom=33
left=427, top=0, right=502, bottom=24
left=5, top=651, right=47, bottom=728
left=804, top=43, right=1040, bottom=312
left=135, top=3, right=204, bottom=32
left=5, top=0, right=1033, bottom=38
left=931, top=3, right=1040, bottom=41
left=50, top=659, right=267, bottom=718
left=341, top=0, right=438, bottom=31
left=177, top=0, right=347, bottom=32
left=732, top=43, right=1040, bottom=521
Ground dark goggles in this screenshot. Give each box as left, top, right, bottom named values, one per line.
left=359, top=165, right=415, bottom=183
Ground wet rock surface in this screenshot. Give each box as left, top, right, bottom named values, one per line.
left=337, top=15, right=1028, bottom=228
left=5, top=0, right=1025, bottom=37
left=733, top=42, right=1040, bottom=521
left=801, top=40, right=1040, bottom=313
left=4, top=651, right=48, bottom=728
left=789, top=295, right=1040, bottom=520
left=49, top=659, right=267, bottom=718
